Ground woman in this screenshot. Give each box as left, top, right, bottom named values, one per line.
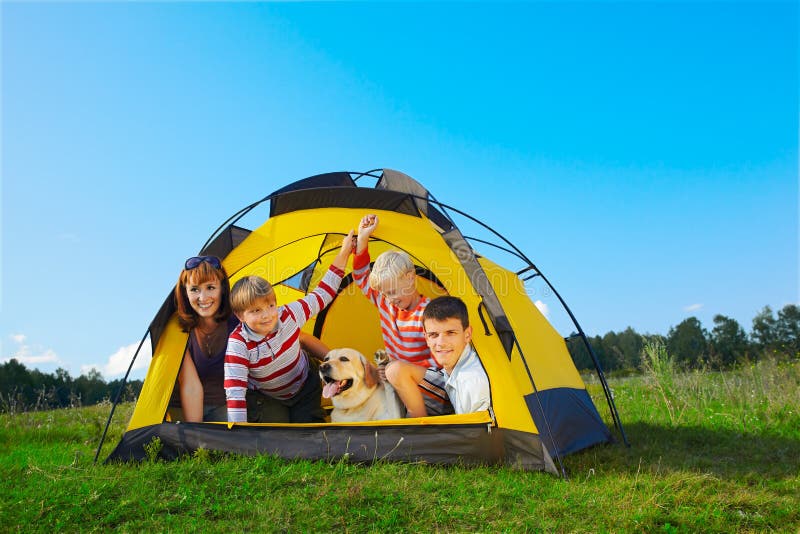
left=173, top=255, right=331, bottom=422
left=173, top=255, right=236, bottom=422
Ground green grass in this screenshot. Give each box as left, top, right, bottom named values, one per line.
left=2, top=357, right=798, bottom=532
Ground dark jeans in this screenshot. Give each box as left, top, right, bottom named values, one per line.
left=246, top=355, right=325, bottom=423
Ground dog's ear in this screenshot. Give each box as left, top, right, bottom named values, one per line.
left=362, top=354, right=379, bottom=388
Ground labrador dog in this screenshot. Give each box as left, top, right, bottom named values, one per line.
left=319, top=348, right=403, bottom=422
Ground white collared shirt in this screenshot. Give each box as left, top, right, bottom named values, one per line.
left=441, top=345, right=491, bottom=414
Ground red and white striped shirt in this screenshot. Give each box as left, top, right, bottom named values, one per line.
left=224, top=265, right=344, bottom=423
left=352, top=250, right=439, bottom=369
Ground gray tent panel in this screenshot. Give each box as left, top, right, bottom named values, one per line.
left=106, top=422, right=557, bottom=473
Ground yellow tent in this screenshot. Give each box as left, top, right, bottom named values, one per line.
left=103, top=170, right=623, bottom=474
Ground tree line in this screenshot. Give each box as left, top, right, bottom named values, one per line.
left=568, top=304, right=800, bottom=373
left=1, top=304, right=797, bottom=413
left=0, top=359, right=143, bottom=414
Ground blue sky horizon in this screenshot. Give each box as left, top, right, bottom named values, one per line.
left=2, top=1, right=798, bottom=380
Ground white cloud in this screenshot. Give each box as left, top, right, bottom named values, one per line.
left=3, top=341, right=61, bottom=366
left=10, top=334, right=26, bottom=344
left=18, top=349, right=60, bottom=365
left=534, top=300, right=550, bottom=317
left=684, top=303, right=703, bottom=312
left=84, top=339, right=153, bottom=378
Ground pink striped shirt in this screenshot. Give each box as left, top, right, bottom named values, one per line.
left=352, top=250, right=439, bottom=369
left=224, top=265, right=344, bottom=423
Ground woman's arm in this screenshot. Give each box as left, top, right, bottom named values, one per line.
left=178, top=348, right=204, bottom=422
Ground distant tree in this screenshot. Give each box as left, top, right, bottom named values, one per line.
left=590, top=334, right=614, bottom=372
left=0, top=359, right=34, bottom=411
left=107, top=378, right=144, bottom=402
left=775, top=304, right=800, bottom=355
left=592, top=328, right=643, bottom=371
left=74, top=369, right=108, bottom=406
left=567, top=328, right=644, bottom=372
left=566, top=334, right=593, bottom=371
left=642, top=333, right=668, bottom=349
left=709, top=314, right=750, bottom=367
left=601, top=331, right=622, bottom=370
left=53, top=367, right=74, bottom=406
left=616, top=327, right=644, bottom=369
left=751, top=306, right=778, bottom=353
left=667, top=317, right=708, bottom=367
left=0, top=360, right=141, bottom=413
left=0, top=359, right=33, bottom=394
left=566, top=332, right=622, bottom=372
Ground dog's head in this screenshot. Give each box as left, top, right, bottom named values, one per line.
left=319, top=348, right=380, bottom=409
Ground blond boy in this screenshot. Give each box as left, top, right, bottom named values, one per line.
left=224, top=231, right=353, bottom=423
left=352, top=214, right=453, bottom=417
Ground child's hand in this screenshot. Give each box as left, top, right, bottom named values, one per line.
left=341, top=229, right=355, bottom=255
left=357, top=214, right=378, bottom=253
left=358, top=214, right=378, bottom=240
left=332, top=229, right=355, bottom=270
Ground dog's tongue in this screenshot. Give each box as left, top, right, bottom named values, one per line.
left=322, top=380, right=342, bottom=399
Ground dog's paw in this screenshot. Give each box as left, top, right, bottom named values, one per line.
left=373, top=349, right=390, bottom=367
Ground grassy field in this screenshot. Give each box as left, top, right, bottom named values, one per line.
left=2, top=353, right=798, bottom=532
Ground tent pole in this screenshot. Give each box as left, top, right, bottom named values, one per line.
left=578, top=330, right=630, bottom=447
left=535, top=270, right=630, bottom=447
left=510, top=336, right=568, bottom=478
left=199, top=197, right=267, bottom=253
left=93, top=330, right=149, bottom=464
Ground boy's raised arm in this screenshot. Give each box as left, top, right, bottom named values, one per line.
left=284, top=230, right=353, bottom=325
left=356, top=214, right=378, bottom=254
left=352, top=216, right=379, bottom=302
left=332, top=229, right=355, bottom=271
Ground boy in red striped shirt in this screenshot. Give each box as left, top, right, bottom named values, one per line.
left=353, top=214, right=454, bottom=418
left=224, top=231, right=354, bottom=423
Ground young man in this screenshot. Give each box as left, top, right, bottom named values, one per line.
left=422, top=296, right=491, bottom=414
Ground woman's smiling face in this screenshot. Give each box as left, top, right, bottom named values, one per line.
left=185, top=276, right=223, bottom=318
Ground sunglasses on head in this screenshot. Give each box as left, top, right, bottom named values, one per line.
left=185, top=256, right=222, bottom=270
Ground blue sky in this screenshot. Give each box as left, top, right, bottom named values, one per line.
left=2, top=1, right=797, bottom=380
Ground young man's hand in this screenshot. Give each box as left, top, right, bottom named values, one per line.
left=357, top=214, right=378, bottom=253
